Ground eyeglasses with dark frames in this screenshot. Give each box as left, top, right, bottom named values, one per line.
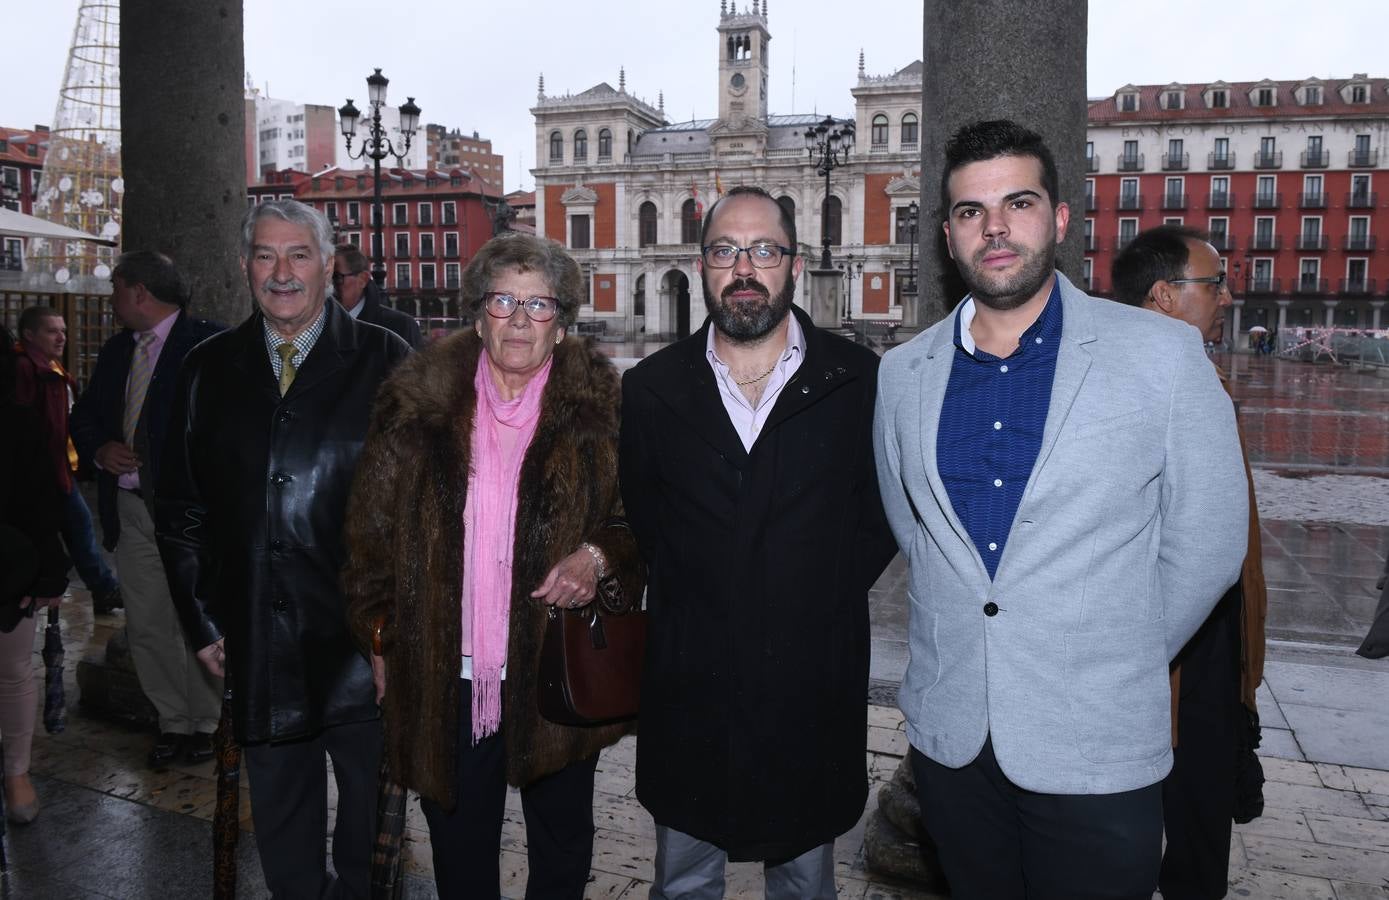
left=482, top=291, right=561, bottom=322
left=1167, top=272, right=1228, bottom=291
left=330, top=271, right=368, bottom=283
left=701, top=242, right=796, bottom=269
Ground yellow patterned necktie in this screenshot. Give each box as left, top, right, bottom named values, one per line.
left=123, top=332, right=158, bottom=445
left=276, top=342, right=298, bottom=396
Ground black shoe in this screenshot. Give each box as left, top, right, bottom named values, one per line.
left=94, top=586, right=124, bottom=615
left=185, top=732, right=215, bottom=764
left=148, top=733, right=189, bottom=768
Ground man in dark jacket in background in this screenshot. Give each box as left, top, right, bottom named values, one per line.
left=157, top=200, right=410, bottom=898
left=70, top=250, right=224, bottom=769
left=620, top=186, right=896, bottom=898
left=332, top=243, right=423, bottom=348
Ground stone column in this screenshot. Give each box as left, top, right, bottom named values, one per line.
left=915, top=0, right=1088, bottom=330
left=121, top=0, right=247, bottom=325
left=1277, top=300, right=1290, bottom=332
left=1372, top=300, right=1385, bottom=332
left=1231, top=300, right=1243, bottom=345
left=808, top=269, right=842, bottom=328
left=1324, top=300, right=1338, bottom=328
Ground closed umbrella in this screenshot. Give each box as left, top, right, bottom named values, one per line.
left=370, top=715, right=406, bottom=900
left=42, top=607, right=65, bottom=733
left=212, top=683, right=240, bottom=900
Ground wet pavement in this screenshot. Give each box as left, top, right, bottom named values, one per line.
left=5, top=353, right=1389, bottom=898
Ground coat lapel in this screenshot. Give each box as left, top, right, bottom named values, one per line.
left=283, top=303, right=353, bottom=401
left=650, top=320, right=750, bottom=465
left=917, top=313, right=979, bottom=569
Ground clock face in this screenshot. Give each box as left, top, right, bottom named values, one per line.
left=730, top=73, right=746, bottom=90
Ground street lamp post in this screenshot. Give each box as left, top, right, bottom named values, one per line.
left=803, top=115, right=855, bottom=270
left=837, top=254, right=864, bottom=325
left=904, top=200, right=920, bottom=293
left=339, top=69, right=420, bottom=289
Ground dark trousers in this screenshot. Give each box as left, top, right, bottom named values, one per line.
left=243, top=718, right=382, bottom=900
left=1161, top=586, right=1242, bottom=900
left=59, top=484, right=117, bottom=597
left=911, top=738, right=1162, bottom=900
left=420, top=679, right=599, bottom=900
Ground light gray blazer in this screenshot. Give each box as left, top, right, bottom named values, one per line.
left=873, top=272, right=1248, bottom=795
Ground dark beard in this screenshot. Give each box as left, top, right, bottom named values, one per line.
left=959, top=236, right=1057, bottom=311
left=701, top=273, right=795, bottom=343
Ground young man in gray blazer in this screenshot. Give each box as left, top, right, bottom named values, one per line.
left=873, top=120, right=1248, bottom=899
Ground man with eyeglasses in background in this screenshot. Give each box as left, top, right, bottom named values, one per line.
left=620, top=185, right=895, bottom=898
left=332, top=244, right=424, bottom=348
left=1111, top=224, right=1268, bottom=900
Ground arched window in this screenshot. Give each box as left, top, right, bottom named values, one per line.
left=823, top=195, right=842, bottom=246
left=627, top=129, right=634, bottom=157
left=901, top=112, right=919, bottom=146
left=871, top=114, right=889, bottom=147
left=598, top=128, right=613, bottom=160
left=777, top=196, right=796, bottom=237
left=549, top=131, right=563, bottom=162
left=573, top=129, right=588, bottom=162
left=681, top=199, right=701, bottom=245
left=639, top=201, right=658, bottom=247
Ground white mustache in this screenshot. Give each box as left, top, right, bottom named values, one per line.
left=262, top=278, right=305, bottom=293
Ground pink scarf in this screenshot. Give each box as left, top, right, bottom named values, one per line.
left=463, top=350, right=552, bottom=743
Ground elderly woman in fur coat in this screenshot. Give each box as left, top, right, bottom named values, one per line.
left=344, top=233, right=643, bottom=899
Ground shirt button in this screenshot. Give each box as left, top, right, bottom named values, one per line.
left=270, top=472, right=293, bottom=486
left=1035, top=337, right=1043, bottom=344
left=800, top=385, right=810, bottom=394
left=269, top=539, right=284, bottom=553
left=1000, top=365, right=1009, bottom=373
left=273, top=598, right=289, bottom=612
left=993, top=421, right=1002, bottom=430
left=984, top=601, right=999, bottom=617
left=988, top=542, right=998, bottom=551
left=993, top=478, right=1003, bottom=488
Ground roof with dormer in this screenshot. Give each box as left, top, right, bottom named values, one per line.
left=1089, top=76, right=1389, bottom=122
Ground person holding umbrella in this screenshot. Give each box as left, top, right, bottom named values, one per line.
left=0, top=323, right=70, bottom=824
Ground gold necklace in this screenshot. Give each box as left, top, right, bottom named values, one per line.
left=734, top=360, right=778, bottom=386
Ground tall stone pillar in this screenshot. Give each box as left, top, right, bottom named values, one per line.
left=1323, top=301, right=1338, bottom=328
left=1231, top=301, right=1243, bottom=346
left=1372, top=300, right=1385, bottom=332
left=121, top=0, right=247, bottom=325
left=914, top=0, right=1089, bottom=329
left=1277, top=300, right=1290, bottom=332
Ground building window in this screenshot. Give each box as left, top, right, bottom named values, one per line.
left=573, top=130, right=588, bottom=162
left=394, top=233, right=410, bottom=258
left=1118, top=218, right=1138, bottom=247
left=395, top=263, right=411, bottom=289
left=598, top=128, right=612, bottom=160
left=418, top=202, right=433, bottom=226
left=550, top=131, right=564, bottom=162
left=638, top=201, right=657, bottom=247
left=571, top=214, right=590, bottom=249
left=392, top=203, right=408, bottom=226
left=1209, top=89, right=1227, bottom=108
left=1299, top=259, right=1320, bottom=290
left=1164, top=90, right=1183, bottom=110
left=420, top=233, right=435, bottom=258
left=442, top=201, right=457, bottom=225
left=371, top=232, right=383, bottom=261
left=823, top=195, right=842, bottom=245
left=871, top=114, right=889, bottom=147
left=1304, top=85, right=1323, bottom=105
left=1211, top=176, right=1230, bottom=206
left=777, top=195, right=795, bottom=228
left=420, top=263, right=436, bottom=290
left=681, top=199, right=700, bottom=245
left=1164, top=176, right=1184, bottom=208
left=900, top=113, right=918, bottom=146
left=1208, top=217, right=1229, bottom=248
left=1120, top=92, right=1137, bottom=112
left=445, top=262, right=461, bottom=290
left=444, top=232, right=459, bottom=258
left=325, top=202, right=338, bottom=222
left=1083, top=258, right=1093, bottom=291
left=347, top=201, right=361, bottom=225
left=895, top=207, right=918, bottom=245
left=1352, top=85, right=1368, bottom=104
left=1255, top=87, right=1275, bottom=106
left=1253, top=217, right=1275, bottom=250
left=346, top=232, right=361, bottom=248
left=1122, top=140, right=1140, bottom=168
left=1083, top=218, right=1094, bottom=251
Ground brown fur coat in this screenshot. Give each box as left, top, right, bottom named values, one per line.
left=344, top=330, right=643, bottom=806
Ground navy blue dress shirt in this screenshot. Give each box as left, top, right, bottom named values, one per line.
left=937, top=280, right=1063, bottom=579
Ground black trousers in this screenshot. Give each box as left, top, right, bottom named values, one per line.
left=911, top=738, right=1162, bottom=900
left=243, top=717, right=382, bottom=899
left=420, top=679, right=599, bottom=900
left=1160, top=586, right=1243, bottom=900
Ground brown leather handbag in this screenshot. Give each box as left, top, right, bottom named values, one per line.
left=538, top=576, right=646, bottom=725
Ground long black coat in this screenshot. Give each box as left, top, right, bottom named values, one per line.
left=70, top=310, right=223, bottom=550
left=619, top=305, right=896, bottom=862
left=155, top=302, right=410, bottom=744
left=353, top=282, right=423, bottom=349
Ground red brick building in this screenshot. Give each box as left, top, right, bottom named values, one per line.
left=1085, top=76, right=1389, bottom=334
left=0, top=125, right=50, bottom=272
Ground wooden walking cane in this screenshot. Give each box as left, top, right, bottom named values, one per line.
left=368, top=618, right=406, bottom=899
left=211, top=675, right=240, bottom=900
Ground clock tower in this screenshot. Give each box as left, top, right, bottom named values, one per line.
left=717, top=0, right=770, bottom=125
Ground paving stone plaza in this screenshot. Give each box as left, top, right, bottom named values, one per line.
left=3, top=353, right=1388, bottom=898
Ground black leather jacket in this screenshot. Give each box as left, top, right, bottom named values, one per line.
left=155, top=302, right=410, bottom=743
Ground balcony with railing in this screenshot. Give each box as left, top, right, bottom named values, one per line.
left=1162, top=152, right=1189, bottom=171
left=1253, top=150, right=1283, bottom=169
left=1253, top=192, right=1282, bottom=209
left=1300, top=150, right=1330, bottom=168
left=392, top=247, right=412, bottom=260
left=1161, top=192, right=1187, bottom=210
left=1246, top=277, right=1281, bottom=295
left=1249, top=234, right=1282, bottom=251
left=1294, top=277, right=1329, bottom=295
left=1208, top=152, right=1236, bottom=170
left=1117, top=153, right=1145, bottom=172
left=1347, top=191, right=1378, bottom=209
left=1349, top=149, right=1379, bottom=167
left=1339, top=277, right=1376, bottom=296
left=1085, top=156, right=1099, bottom=173
left=1083, top=235, right=1099, bottom=252
left=1084, top=193, right=1096, bottom=211
left=1299, top=192, right=1327, bottom=209
left=1208, top=191, right=1234, bottom=209
left=1115, top=232, right=1138, bottom=251
left=1344, top=235, right=1376, bottom=252
left=1209, top=234, right=1236, bottom=252
left=1296, top=234, right=1329, bottom=251
left=418, top=248, right=436, bottom=260
left=1116, top=192, right=1144, bottom=211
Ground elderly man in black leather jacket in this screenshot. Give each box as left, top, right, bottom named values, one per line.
left=156, top=199, right=410, bottom=898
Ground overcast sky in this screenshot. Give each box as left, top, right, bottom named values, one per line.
left=11, top=1, right=1388, bottom=193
